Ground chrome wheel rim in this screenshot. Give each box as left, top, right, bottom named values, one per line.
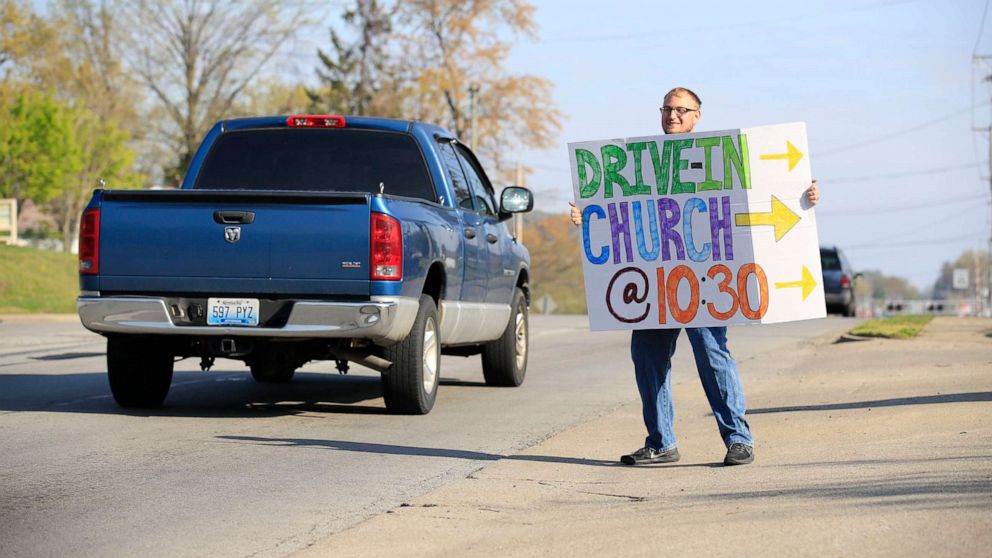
left=514, top=308, right=527, bottom=370
left=422, top=316, right=438, bottom=393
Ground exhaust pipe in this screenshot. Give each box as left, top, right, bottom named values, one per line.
left=334, top=347, right=393, bottom=375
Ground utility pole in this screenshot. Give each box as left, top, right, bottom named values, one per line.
left=468, top=83, right=480, bottom=149
left=986, top=83, right=992, bottom=317
left=987, top=125, right=992, bottom=316
left=974, top=56, right=992, bottom=316
left=514, top=162, right=524, bottom=241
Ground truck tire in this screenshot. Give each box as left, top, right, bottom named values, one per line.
left=382, top=294, right=439, bottom=414
left=107, top=337, right=174, bottom=408
left=481, top=287, right=528, bottom=387
left=844, top=298, right=856, bottom=317
left=249, top=350, right=296, bottom=383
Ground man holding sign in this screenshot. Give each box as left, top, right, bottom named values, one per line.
left=569, top=87, right=820, bottom=466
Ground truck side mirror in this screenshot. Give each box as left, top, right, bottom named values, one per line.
left=499, top=186, right=533, bottom=221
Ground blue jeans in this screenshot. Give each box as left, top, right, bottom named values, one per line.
left=630, top=326, right=752, bottom=451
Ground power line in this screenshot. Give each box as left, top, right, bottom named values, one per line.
left=975, top=0, right=991, bottom=56
left=817, top=193, right=988, bottom=216
left=845, top=231, right=985, bottom=250
left=817, top=103, right=984, bottom=157
left=843, top=206, right=982, bottom=246
left=826, top=162, right=979, bottom=185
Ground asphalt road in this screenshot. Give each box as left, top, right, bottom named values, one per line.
left=0, top=314, right=853, bottom=558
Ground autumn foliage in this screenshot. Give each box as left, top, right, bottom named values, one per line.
left=521, top=212, right=587, bottom=314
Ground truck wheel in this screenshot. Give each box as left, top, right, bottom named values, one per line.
left=481, top=287, right=528, bottom=387
left=382, top=294, right=439, bottom=414
left=844, top=299, right=857, bottom=317
left=107, top=337, right=174, bottom=408
left=249, top=350, right=296, bottom=383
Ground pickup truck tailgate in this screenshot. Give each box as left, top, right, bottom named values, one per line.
left=98, top=191, right=371, bottom=295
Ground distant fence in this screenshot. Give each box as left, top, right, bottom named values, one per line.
left=0, top=199, right=16, bottom=245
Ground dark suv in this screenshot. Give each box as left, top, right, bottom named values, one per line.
left=820, top=246, right=858, bottom=317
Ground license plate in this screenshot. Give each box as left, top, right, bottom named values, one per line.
left=207, top=298, right=259, bottom=326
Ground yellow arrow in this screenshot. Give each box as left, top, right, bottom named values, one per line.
left=734, top=195, right=801, bottom=241
left=759, top=140, right=803, bottom=171
left=775, top=265, right=817, bottom=301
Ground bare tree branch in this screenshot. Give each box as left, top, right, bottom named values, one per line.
left=117, top=0, right=307, bottom=182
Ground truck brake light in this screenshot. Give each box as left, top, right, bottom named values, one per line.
left=840, top=274, right=851, bottom=288
left=370, top=212, right=402, bottom=281
left=79, top=208, right=100, bottom=275
left=286, top=115, right=346, bottom=128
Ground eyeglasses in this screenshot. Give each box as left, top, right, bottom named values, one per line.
left=660, top=106, right=699, bottom=116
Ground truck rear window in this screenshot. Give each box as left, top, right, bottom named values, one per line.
left=193, top=129, right=436, bottom=201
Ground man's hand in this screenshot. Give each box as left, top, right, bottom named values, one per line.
left=568, top=201, right=582, bottom=226
left=805, top=179, right=820, bottom=206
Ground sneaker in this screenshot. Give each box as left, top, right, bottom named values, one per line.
left=620, top=446, right=680, bottom=465
left=723, top=443, right=754, bottom=466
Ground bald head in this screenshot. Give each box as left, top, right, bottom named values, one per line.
left=661, top=87, right=702, bottom=134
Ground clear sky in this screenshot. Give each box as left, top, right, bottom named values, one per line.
left=36, top=0, right=986, bottom=292
left=497, top=0, right=990, bottom=292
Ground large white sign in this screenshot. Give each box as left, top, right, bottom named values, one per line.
left=569, top=122, right=825, bottom=331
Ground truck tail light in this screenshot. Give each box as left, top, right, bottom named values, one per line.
left=840, top=274, right=851, bottom=289
left=371, top=212, right=402, bottom=280
left=79, top=208, right=100, bottom=275
left=286, top=115, right=346, bottom=128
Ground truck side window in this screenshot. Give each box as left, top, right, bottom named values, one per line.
left=454, top=146, right=497, bottom=217
left=437, top=141, right=473, bottom=210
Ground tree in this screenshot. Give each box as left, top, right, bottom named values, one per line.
left=30, top=2, right=138, bottom=122
left=117, top=0, right=306, bottom=185
left=0, top=92, right=82, bottom=210
left=0, top=2, right=144, bottom=251
left=522, top=212, right=586, bottom=314
left=0, top=0, right=57, bottom=86
left=853, top=270, right=920, bottom=302
left=235, top=78, right=311, bottom=117
left=396, top=0, right=561, bottom=183
left=46, top=103, right=140, bottom=253
left=308, top=0, right=405, bottom=116
left=931, top=249, right=989, bottom=301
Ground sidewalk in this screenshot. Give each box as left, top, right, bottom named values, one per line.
left=295, top=317, right=992, bottom=557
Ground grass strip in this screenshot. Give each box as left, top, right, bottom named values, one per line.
left=0, top=244, right=78, bottom=313
left=849, top=315, right=934, bottom=339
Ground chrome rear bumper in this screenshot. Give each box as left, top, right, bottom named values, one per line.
left=77, top=296, right=419, bottom=342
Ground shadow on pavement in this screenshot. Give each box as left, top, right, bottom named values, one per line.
left=217, top=435, right=620, bottom=467
left=30, top=352, right=106, bottom=361
left=697, top=471, right=992, bottom=511
left=0, top=371, right=388, bottom=417
left=749, top=392, right=992, bottom=414
left=439, top=379, right=489, bottom=387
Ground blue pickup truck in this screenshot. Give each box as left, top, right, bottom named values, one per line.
left=76, top=115, right=534, bottom=414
